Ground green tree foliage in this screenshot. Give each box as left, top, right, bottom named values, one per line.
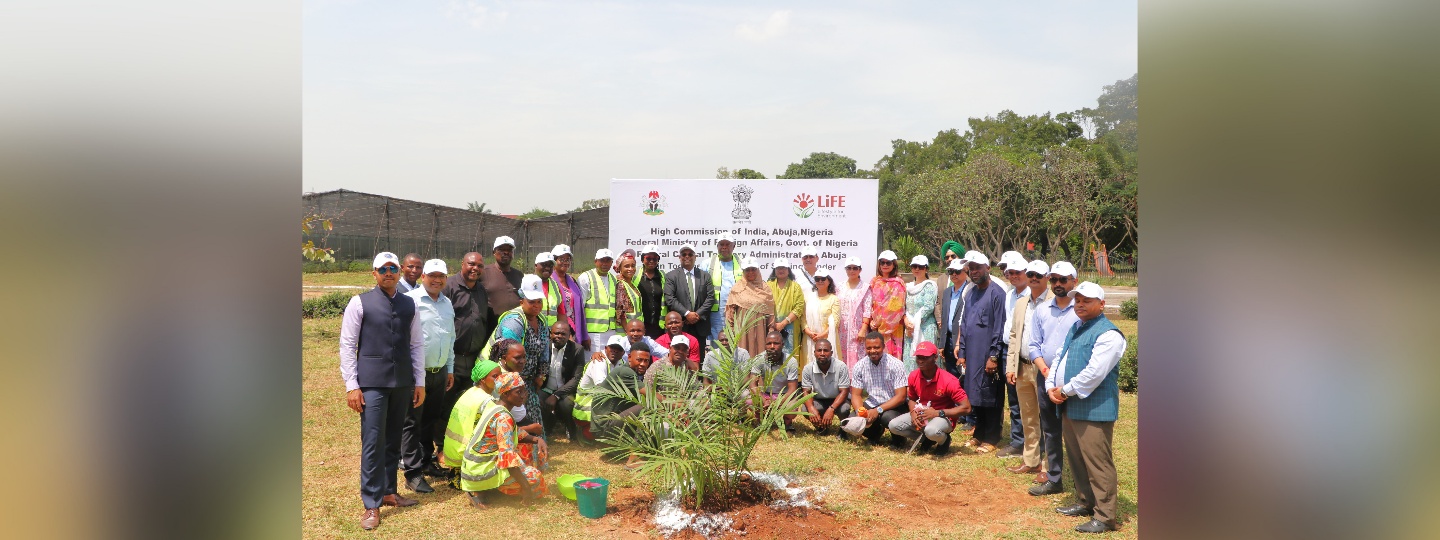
left=302, top=214, right=335, bottom=262
left=716, top=167, right=767, bottom=179
left=571, top=198, right=610, bottom=212
left=1118, top=336, right=1138, bottom=392
left=1120, top=298, right=1138, bottom=320
left=465, top=201, right=494, bottom=214
left=518, top=207, right=557, bottom=220
left=777, top=152, right=858, bottom=179
left=965, top=110, right=1084, bottom=162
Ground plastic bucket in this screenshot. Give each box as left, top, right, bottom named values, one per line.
left=556, top=473, right=589, bottom=501
left=575, top=478, right=610, bottom=519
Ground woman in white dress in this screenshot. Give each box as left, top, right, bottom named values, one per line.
left=802, top=269, right=839, bottom=368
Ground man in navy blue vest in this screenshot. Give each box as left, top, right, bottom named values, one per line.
left=339, top=252, right=427, bottom=530
left=1045, top=281, right=1128, bottom=534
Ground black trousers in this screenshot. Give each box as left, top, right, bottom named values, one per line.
left=972, top=404, right=1004, bottom=445
left=401, top=370, right=448, bottom=480
left=359, top=386, right=411, bottom=509
left=540, top=390, right=578, bottom=438
left=683, top=316, right=709, bottom=348
left=437, top=355, right=476, bottom=453
left=1036, top=366, right=1065, bottom=482
left=808, top=395, right=853, bottom=432
left=861, top=408, right=904, bottom=442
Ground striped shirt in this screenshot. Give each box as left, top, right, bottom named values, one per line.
left=850, top=354, right=908, bottom=408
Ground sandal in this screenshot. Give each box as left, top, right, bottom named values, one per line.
left=466, top=491, right=488, bottom=508
left=976, top=443, right=996, bottom=454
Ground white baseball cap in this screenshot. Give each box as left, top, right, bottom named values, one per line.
left=493, top=236, right=515, bottom=249
left=1049, top=261, right=1077, bottom=278
left=1068, top=281, right=1105, bottom=300
left=669, top=334, right=690, bottom=349
left=963, top=251, right=990, bottom=266
left=800, top=246, right=818, bottom=257
left=813, top=268, right=832, bottom=279
left=519, top=274, right=546, bottom=300
left=594, top=248, right=614, bottom=260
left=551, top=244, right=571, bottom=257
left=773, top=258, right=791, bottom=268
left=840, top=416, right=867, bottom=436
left=742, top=258, right=761, bottom=270
left=946, top=259, right=966, bottom=272
left=423, top=259, right=448, bottom=275
left=1024, top=259, right=1050, bottom=276
left=640, top=244, right=660, bottom=256
left=606, top=334, right=628, bottom=348
left=999, top=251, right=1026, bottom=270
left=877, top=250, right=898, bottom=261
left=909, top=255, right=929, bottom=267
left=372, top=252, right=400, bottom=269
left=678, top=243, right=697, bottom=254
left=534, top=252, right=555, bottom=265
left=716, top=232, right=735, bottom=243
left=843, top=256, right=862, bottom=268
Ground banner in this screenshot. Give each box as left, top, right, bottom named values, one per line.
left=609, top=179, right=879, bottom=273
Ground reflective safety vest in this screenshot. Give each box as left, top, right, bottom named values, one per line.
left=459, top=399, right=511, bottom=492
left=708, top=254, right=748, bottom=312
left=630, top=272, right=667, bottom=321
left=441, top=386, right=495, bottom=468
left=571, top=360, right=617, bottom=422
left=477, top=306, right=530, bottom=380
left=537, top=275, right=563, bottom=328
left=582, top=268, right=616, bottom=334
left=614, top=273, right=645, bottom=325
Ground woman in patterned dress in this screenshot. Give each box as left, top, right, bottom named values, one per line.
left=901, top=255, right=938, bottom=370
left=835, top=257, right=868, bottom=369
left=860, top=251, right=906, bottom=358
left=466, top=372, right=548, bottom=507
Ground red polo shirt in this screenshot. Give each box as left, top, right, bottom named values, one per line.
left=655, top=332, right=702, bottom=363
left=907, top=368, right=968, bottom=426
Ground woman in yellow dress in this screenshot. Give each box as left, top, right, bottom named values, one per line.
left=802, top=268, right=839, bottom=368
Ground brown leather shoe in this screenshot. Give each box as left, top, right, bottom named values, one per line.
left=1034, top=471, right=1050, bottom=484
left=381, top=493, right=418, bottom=507
left=359, top=508, right=380, bottom=530
left=1007, top=464, right=1041, bottom=474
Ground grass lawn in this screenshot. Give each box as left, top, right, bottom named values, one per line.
left=302, top=272, right=376, bottom=288
left=303, top=316, right=1138, bottom=539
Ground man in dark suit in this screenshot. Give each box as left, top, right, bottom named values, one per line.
left=663, top=243, right=715, bottom=348
left=540, top=320, right=587, bottom=441
left=937, top=258, right=970, bottom=378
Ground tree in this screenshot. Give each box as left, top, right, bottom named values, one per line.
left=518, top=207, right=556, bottom=220
left=716, top=166, right=766, bottom=179
left=777, top=152, right=857, bottom=179
left=965, top=110, right=1083, bottom=162
left=570, top=198, right=609, bottom=212
left=465, top=201, right=494, bottom=214
left=301, top=214, right=334, bottom=262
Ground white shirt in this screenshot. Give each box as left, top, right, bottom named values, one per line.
left=1045, top=327, right=1127, bottom=399
left=1003, top=286, right=1026, bottom=345
left=578, top=358, right=618, bottom=391
left=546, top=343, right=566, bottom=391
left=618, top=335, right=669, bottom=362
left=397, top=278, right=421, bottom=294
left=338, top=292, right=426, bottom=392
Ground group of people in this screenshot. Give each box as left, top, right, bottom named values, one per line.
left=337, top=233, right=1129, bottom=534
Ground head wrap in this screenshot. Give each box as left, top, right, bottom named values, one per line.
left=494, top=371, right=526, bottom=396
left=471, top=359, right=500, bottom=382
left=941, top=240, right=966, bottom=259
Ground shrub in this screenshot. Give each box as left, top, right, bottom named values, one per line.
left=1120, top=297, right=1138, bottom=320
left=302, top=259, right=371, bottom=273
left=303, top=291, right=353, bottom=318
left=591, top=306, right=808, bottom=511
left=888, top=235, right=924, bottom=268
left=1118, top=336, right=1138, bottom=392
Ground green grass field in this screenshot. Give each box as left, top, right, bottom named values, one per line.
left=303, top=317, right=1138, bottom=538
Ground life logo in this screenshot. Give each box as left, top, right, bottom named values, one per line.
left=641, top=190, right=667, bottom=216
left=792, top=193, right=845, bottom=218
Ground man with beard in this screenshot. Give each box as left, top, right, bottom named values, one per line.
left=635, top=244, right=667, bottom=338
left=1027, top=261, right=1081, bottom=495
left=539, top=321, right=586, bottom=441
left=750, top=331, right=799, bottom=431
left=441, top=252, right=489, bottom=449
left=1045, top=281, right=1127, bottom=534
left=800, top=338, right=850, bottom=436
left=1004, top=259, right=1054, bottom=476
left=654, top=311, right=701, bottom=365
left=955, top=251, right=1009, bottom=454
left=849, top=332, right=909, bottom=447
left=482, top=236, right=523, bottom=333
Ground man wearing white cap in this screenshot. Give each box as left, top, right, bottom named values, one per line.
left=663, top=243, right=714, bottom=345
left=1003, top=259, right=1052, bottom=475
left=938, top=257, right=971, bottom=380
left=996, top=251, right=1031, bottom=458
left=482, top=236, right=524, bottom=334
left=400, top=260, right=456, bottom=493
left=550, top=244, right=588, bottom=350
left=578, top=248, right=619, bottom=352
left=339, top=252, right=427, bottom=529
left=635, top=244, right=668, bottom=338
left=645, top=333, right=700, bottom=387
left=1027, top=261, right=1081, bottom=493
left=531, top=252, right=565, bottom=327
left=1044, top=281, right=1127, bottom=534
left=955, top=251, right=1010, bottom=453
left=705, top=232, right=747, bottom=346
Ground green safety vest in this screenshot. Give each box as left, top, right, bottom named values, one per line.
left=629, top=272, right=667, bottom=321
left=708, top=254, right=748, bottom=312
left=442, top=386, right=494, bottom=468
left=477, top=306, right=530, bottom=380
left=571, top=359, right=617, bottom=422
left=459, top=399, right=511, bottom=492
left=537, top=275, right=562, bottom=328
left=582, top=268, right=616, bottom=334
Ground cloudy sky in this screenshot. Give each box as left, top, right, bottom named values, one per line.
left=304, top=1, right=1136, bottom=214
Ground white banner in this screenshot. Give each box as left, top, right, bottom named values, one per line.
left=608, top=179, right=879, bottom=273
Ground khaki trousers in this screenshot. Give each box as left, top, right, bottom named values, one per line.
left=1062, top=414, right=1118, bottom=525
left=1015, top=361, right=1043, bottom=468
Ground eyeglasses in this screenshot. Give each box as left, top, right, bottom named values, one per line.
left=1026, top=271, right=1046, bottom=279
left=680, top=252, right=695, bottom=257
left=845, top=266, right=861, bottom=270
left=947, top=270, right=964, bottom=275
left=1048, top=276, right=1071, bottom=283
left=376, top=265, right=399, bottom=274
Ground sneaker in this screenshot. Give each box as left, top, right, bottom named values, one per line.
left=995, top=445, right=1023, bottom=457
left=932, top=434, right=953, bottom=456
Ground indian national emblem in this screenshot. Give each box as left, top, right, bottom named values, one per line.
left=730, top=184, right=754, bottom=220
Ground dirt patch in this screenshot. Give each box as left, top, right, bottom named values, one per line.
left=851, top=467, right=1050, bottom=535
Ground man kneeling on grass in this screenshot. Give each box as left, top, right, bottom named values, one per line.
left=800, top=338, right=851, bottom=436
left=888, top=341, right=971, bottom=455
left=593, top=346, right=654, bottom=469
left=849, top=332, right=909, bottom=448
left=750, top=331, right=800, bottom=432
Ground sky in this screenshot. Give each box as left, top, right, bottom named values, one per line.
left=303, top=0, right=1137, bottom=215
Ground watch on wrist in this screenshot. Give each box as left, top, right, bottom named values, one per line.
left=937, top=409, right=947, bottom=419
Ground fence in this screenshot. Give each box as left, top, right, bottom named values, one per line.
left=302, top=189, right=609, bottom=266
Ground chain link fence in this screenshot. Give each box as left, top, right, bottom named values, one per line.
left=302, top=189, right=609, bottom=266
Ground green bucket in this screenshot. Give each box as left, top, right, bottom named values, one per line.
left=574, top=477, right=610, bottom=519
left=556, top=473, right=589, bottom=501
